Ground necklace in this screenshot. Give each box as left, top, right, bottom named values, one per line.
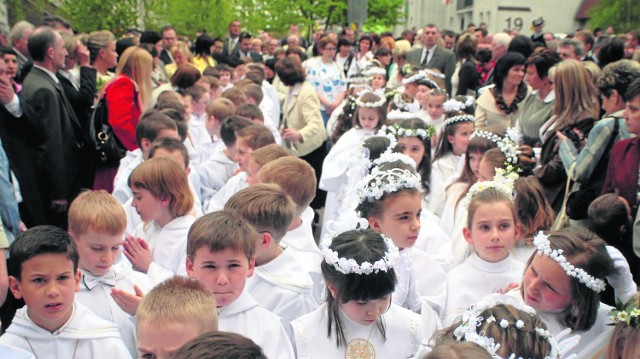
left=494, top=83, right=527, bottom=114
left=345, top=322, right=376, bottom=359
left=26, top=337, right=79, bottom=358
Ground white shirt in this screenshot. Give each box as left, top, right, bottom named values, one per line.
left=218, top=290, right=295, bottom=359
left=429, top=152, right=463, bottom=217
left=0, top=302, right=131, bottom=358
left=197, top=147, right=238, bottom=210
left=205, top=171, right=249, bottom=213
left=416, top=210, right=453, bottom=271
left=77, top=262, right=154, bottom=357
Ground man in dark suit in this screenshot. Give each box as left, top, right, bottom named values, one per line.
left=222, top=19, right=242, bottom=63
left=159, top=25, right=177, bottom=66
left=406, top=24, right=456, bottom=95
left=229, top=32, right=263, bottom=63
left=19, top=27, right=85, bottom=228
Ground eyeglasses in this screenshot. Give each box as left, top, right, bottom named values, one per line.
left=324, top=47, right=337, bottom=51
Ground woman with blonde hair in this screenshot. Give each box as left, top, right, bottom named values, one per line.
left=94, top=46, right=153, bottom=192
left=535, top=59, right=600, bottom=214
left=87, top=30, right=118, bottom=89
left=165, top=41, right=192, bottom=78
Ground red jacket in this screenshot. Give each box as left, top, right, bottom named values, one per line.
left=105, top=75, right=141, bottom=151
left=602, top=137, right=640, bottom=215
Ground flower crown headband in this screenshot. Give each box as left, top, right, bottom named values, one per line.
left=443, top=96, right=475, bottom=112
left=533, top=231, right=607, bottom=293
left=320, top=231, right=400, bottom=275
left=391, top=92, right=420, bottom=112
left=364, top=66, right=387, bottom=76
left=355, top=91, right=386, bottom=108
left=443, top=114, right=476, bottom=127
left=497, top=135, right=521, bottom=173
left=609, top=298, right=640, bottom=328
left=380, top=122, right=435, bottom=141
left=470, top=130, right=503, bottom=144
left=463, top=168, right=518, bottom=209
left=355, top=166, right=422, bottom=205
left=422, top=68, right=446, bottom=79
left=453, top=299, right=562, bottom=359
left=401, top=71, right=426, bottom=85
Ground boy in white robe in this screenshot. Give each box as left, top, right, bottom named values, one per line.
left=186, top=211, right=295, bottom=359
left=225, top=184, right=319, bottom=332
left=258, top=157, right=326, bottom=303
left=68, top=191, right=155, bottom=357
left=112, top=111, right=180, bottom=204
left=1, top=226, right=131, bottom=358
left=135, top=276, right=218, bottom=359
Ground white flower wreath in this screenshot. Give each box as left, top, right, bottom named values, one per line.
left=443, top=114, right=476, bottom=127
left=355, top=166, right=422, bottom=204
left=320, top=232, right=400, bottom=275
left=380, top=123, right=435, bottom=141
left=462, top=168, right=518, bottom=209
left=443, top=96, right=475, bottom=112
left=533, top=231, right=607, bottom=293
left=354, top=91, right=386, bottom=108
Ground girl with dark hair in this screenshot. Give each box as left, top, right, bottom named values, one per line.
left=475, top=52, right=529, bottom=130
left=291, top=229, right=423, bottom=358
left=192, top=35, right=217, bottom=72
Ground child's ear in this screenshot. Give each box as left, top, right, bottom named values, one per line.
left=185, top=256, right=195, bottom=278
left=447, top=134, right=454, bottom=144
left=260, top=232, right=273, bottom=248
left=74, top=269, right=81, bottom=292
left=368, top=217, right=382, bottom=233
left=246, top=256, right=256, bottom=278
left=159, top=192, right=171, bottom=206
left=327, top=283, right=337, bottom=299
left=8, top=276, right=23, bottom=299
left=463, top=226, right=474, bottom=245
left=68, top=230, right=77, bottom=242
left=514, top=223, right=522, bottom=241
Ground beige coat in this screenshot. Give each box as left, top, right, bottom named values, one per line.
left=281, top=81, right=327, bottom=156
left=475, top=86, right=531, bottom=130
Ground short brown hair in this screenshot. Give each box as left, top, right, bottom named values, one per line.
left=250, top=144, right=291, bottom=167
left=168, top=331, right=267, bottom=359
left=225, top=184, right=296, bottom=241
left=275, top=57, right=305, bottom=86
left=220, top=87, right=248, bottom=107
left=137, top=276, right=217, bottom=333
left=187, top=210, right=259, bottom=260
left=236, top=124, right=275, bottom=150
left=258, top=157, right=316, bottom=215
left=68, top=190, right=126, bottom=236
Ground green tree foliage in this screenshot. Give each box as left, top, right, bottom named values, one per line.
left=364, top=0, right=404, bottom=30
left=59, top=0, right=140, bottom=35
left=142, top=0, right=235, bottom=38
left=588, top=0, right=640, bottom=33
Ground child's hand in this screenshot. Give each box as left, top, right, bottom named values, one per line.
left=496, top=282, right=520, bottom=294
left=123, top=235, right=152, bottom=273
left=111, top=285, right=144, bottom=316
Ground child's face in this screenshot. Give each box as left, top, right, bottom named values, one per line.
left=73, top=230, right=123, bottom=277
left=404, top=83, right=418, bottom=97
left=426, top=95, right=445, bottom=120
left=478, top=156, right=496, bottom=181
left=468, top=151, right=484, bottom=179
left=369, top=191, right=421, bottom=250
left=182, top=95, right=193, bottom=118
left=523, top=254, right=573, bottom=312
left=234, top=65, right=245, bottom=82
left=192, top=92, right=211, bottom=116
left=371, top=74, right=386, bottom=90
left=398, top=137, right=425, bottom=168
left=186, top=247, right=255, bottom=307
left=463, top=201, right=519, bottom=263
left=415, top=85, right=430, bottom=107
left=448, top=122, right=474, bottom=156
left=9, top=253, right=81, bottom=333
left=329, top=286, right=391, bottom=326
left=623, top=95, right=640, bottom=136
left=358, top=107, right=380, bottom=131
left=246, top=158, right=261, bottom=185
left=219, top=71, right=231, bottom=86
left=137, top=319, right=202, bottom=359
left=235, top=137, right=253, bottom=172
left=131, top=186, right=168, bottom=223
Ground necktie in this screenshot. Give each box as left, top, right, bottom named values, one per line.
left=82, top=271, right=117, bottom=290
left=422, top=49, right=430, bottom=66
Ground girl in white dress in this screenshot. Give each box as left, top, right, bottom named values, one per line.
left=355, top=159, right=447, bottom=316
left=443, top=172, right=524, bottom=325
left=124, top=157, right=197, bottom=283
left=321, top=91, right=387, bottom=236
left=440, top=126, right=507, bottom=266
left=429, top=110, right=475, bottom=217
left=291, top=228, right=423, bottom=359
left=517, top=229, right=616, bottom=358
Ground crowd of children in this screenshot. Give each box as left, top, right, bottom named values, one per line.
left=3, top=29, right=640, bottom=359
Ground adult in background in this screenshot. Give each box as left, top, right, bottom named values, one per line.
left=192, top=35, right=217, bottom=73
left=535, top=60, right=600, bottom=214
left=7, top=21, right=34, bottom=81
left=87, top=30, right=118, bottom=91
left=452, top=33, right=480, bottom=96
left=222, top=19, right=241, bottom=61
left=480, top=32, right=511, bottom=87
left=20, top=27, right=85, bottom=228
left=57, top=32, right=97, bottom=189
left=557, top=60, right=640, bottom=219
left=515, top=50, right=561, bottom=146
left=229, top=32, right=262, bottom=64
left=276, top=57, right=327, bottom=210
left=406, top=24, right=456, bottom=94
left=94, top=47, right=153, bottom=193
left=159, top=25, right=177, bottom=65
left=303, top=36, right=345, bottom=125
left=475, top=52, right=529, bottom=130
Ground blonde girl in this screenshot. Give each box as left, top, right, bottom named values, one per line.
left=124, top=157, right=196, bottom=283
left=606, top=293, right=640, bottom=359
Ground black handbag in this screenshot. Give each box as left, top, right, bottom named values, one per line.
left=565, top=117, right=620, bottom=220
left=88, top=88, right=127, bottom=165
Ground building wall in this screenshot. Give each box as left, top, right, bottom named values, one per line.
left=403, top=0, right=585, bottom=36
